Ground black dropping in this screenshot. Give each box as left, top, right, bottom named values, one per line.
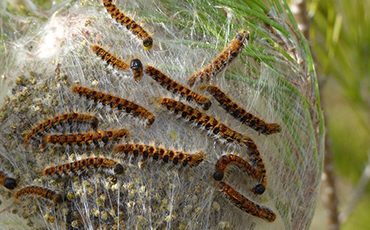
left=102, top=136, right=108, bottom=144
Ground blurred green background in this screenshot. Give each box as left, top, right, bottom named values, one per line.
left=1, top=0, right=370, bottom=229
left=308, top=0, right=370, bottom=229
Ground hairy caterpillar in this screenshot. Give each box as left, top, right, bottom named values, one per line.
left=72, top=86, right=155, bottom=125
left=188, top=31, right=249, bottom=86
left=145, top=65, right=211, bottom=110
left=14, top=185, right=63, bottom=204
left=43, top=156, right=124, bottom=176
left=204, top=85, right=281, bottom=135
left=158, top=98, right=267, bottom=188
left=130, top=59, right=144, bottom=82
left=43, top=128, right=129, bottom=147
left=0, top=170, right=17, bottom=190
left=24, top=112, right=99, bottom=147
left=158, top=98, right=252, bottom=146
left=91, top=45, right=130, bottom=71
left=102, top=0, right=153, bottom=50
left=213, top=154, right=265, bottom=195
left=217, top=182, right=276, bottom=222
left=114, top=143, right=205, bottom=166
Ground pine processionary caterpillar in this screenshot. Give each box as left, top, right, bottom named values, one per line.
left=204, top=85, right=281, bottom=135
left=102, top=0, right=153, bottom=50
left=188, top=31, right=249, bottom=86
left=0, top=171, right=17, bottom=190
left=158, top=98, right=252, bottom=146
left=145, top=65, right=212, bottom=110
left=91, top=45, right=130, bottom=71
left=158, top=98, right=267, bottom=189
left=213, top=154, right=265, bottom=195
left=14, top=185, right=63, bottom=204
left=43, top=129, right=130, bottom=147
left=43, top=156, right=124, bottom=176
left=24, top=113, right=99, bottom=147
left=217, top=182, right=276, bottom=222
left=130, top=59, right=144, bottom=82
left=114, top=143, right=205, bottom=167
left=72, top=86, right=155, bottom=125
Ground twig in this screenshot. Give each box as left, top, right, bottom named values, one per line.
left=339, top=152, right=370, bottom=223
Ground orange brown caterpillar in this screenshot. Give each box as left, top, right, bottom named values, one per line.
left=0, top=170, right=17, bottom=190
left=205, top=85, right=281, bottom=135
left=43, top=128, right=129, bottom=147
left=158, top=98, right=252, bottom=146
left=14, top=185, right=63, bottom=204
left=43, top=156, right=124, bottom=177
left=188, top=31, right=249, bottom=86
left=217, top=182, right=276, bottom=222
left=72, top=86, right=155, bottom=125
left=213, top=154, right=265, bottom=195
left=24, top=112, right=99, bottom=147
left=114, top=143, right=205, bottom=167
left=91, top=45, right=130, bottom=71
left=102, top=0, right=153, bottom=50
left=159, top=98, right=267, bottom=187
left=130, top=59, right=144, bottom=82
left=145, top=65, right=212, bottom=110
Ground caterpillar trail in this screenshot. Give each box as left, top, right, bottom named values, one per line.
left=24, top=112, right=99, bottom=147
left=102, top=0, right=153, bottom=50
left=188, top=31, right=249, bottom=86
left=43, top=156, right=124, bottom=177
left=114, top=143, right=205, bottom=167
left=0, top=170, right=17, bottom=190
left=14, top=185, right=63, bottom=204
left=213, top=154, right=265, bottom=195
left=145, top=65, right=211, bottom=110
left=204, top=85, right=281, bottom=135
left=218, top=182, right=276, bottom=222
left=91, top=45, right=130, bottom=71
left=43, top=128, right=130, bottom=147
left=130, top=59, right=144, bottom=82
left=72, top=86, right=155, bottom=125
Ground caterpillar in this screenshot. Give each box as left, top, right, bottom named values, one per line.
left=24, top=112, right=99, bottom=147
left=158, top=98, right=253, bottom=147
left=217, top=182, right=276, bottom=222
left=213, top=154, right=265, bottom=195
left=145, top=65, right=212, bottom=110
left=43, top=156, right=124, bottom=177
left=14, top=185, right=63, bottom=204
left=204, top=85, right=281, bottom=135
left=114, top=143, right=205, bottom=167
left=188, top=31, right=249, bottom=86
left=130, top=59, right=144, bottom=82
left=91, top=45, right=130, bottom=71
left=72, top=86, right=155, bottom=125
left=43, top=128, right=130, bottom=147
left=102, top=0, right=153, bottom=50
left=0, top=170, right=17, bottom=190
